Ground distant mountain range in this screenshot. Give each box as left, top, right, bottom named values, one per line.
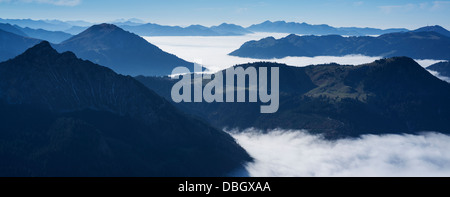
left=0, top=29, right=41, bottom=62
left=136, top=57, right=450, bottom=138
left=54, top=24, right=193, bottom=76
left=1, top=18, right=417, bottom=37
left=0, top=23, right=72, bottom=43
left=247, top=20, right=409, bottom=36
left=0, top=41, right=250, bottom=176
left=0, top=23, right=194, bottom=76
left=428, top=61, right=450, bottom=78
left=230, top=29, right=450, bottom=60
left=119, top=23, right=252, bottom=36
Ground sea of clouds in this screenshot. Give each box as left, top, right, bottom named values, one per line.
left=144, top=33, right=444, bottom=73
left=230, top=129, right=450, bottom=177
left=145, top=34, right=450, bottom=177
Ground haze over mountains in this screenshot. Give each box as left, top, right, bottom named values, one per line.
left=0, top=41, right=250, bottom=176
left=1, top=16, right=450, bottom=177
left=247, top=20, right=409, bottom=36
left=0, top=29, right=41, bottom=62
left=0, top=18, right=412, bottom=37
left=0, top=23, right=194, bottom=76
left=137, top=57, right=450, bottom=138
left=0, top=23, right=72, bottom=44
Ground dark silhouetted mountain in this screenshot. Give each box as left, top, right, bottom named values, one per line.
left=413, top=25, right=450, bottom=38
left=0, top=29, right=41, bottom=62
left=246, top=20, right=408, bottom=36
left=55, top=24, right=193, bottom=76
left=0, top=41, right=251, bottom=177
left=230, top=31, right=450, bottom=60
left=120, top=23, right=251, bottom=36
left=15, top=26, right=73, bottom=43
left=136, top=57, right=450, bottom=139
left=0, top=23, right=28, bottom=37
left=428, top=61, right=450, bottom=78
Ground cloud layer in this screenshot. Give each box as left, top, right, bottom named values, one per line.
left=230, top=129, right=450, bottom=177
left=144, top=34, right=441, bottom=73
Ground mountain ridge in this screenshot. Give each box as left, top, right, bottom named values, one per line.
left=136, top=57, right=450, bottom=138
left=0, top=41, right=251, bottom=176
left=247, top=20, right=409, bottom=36
left=229, top=31, right=450, bottom=60
left=55, top=23, right=194, bottom=76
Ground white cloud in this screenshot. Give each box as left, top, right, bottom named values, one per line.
left=1, top=0, right=81, bottom=6
left=379, top=4, right=416, bottom=14
left=144, top=33, right=382, bottom=72
left=230, top=128, right=450, bottom=177
left=427, top=70, right=450, bottom=83
left=431, top=1, right=450, bottom=10
left=380, top=1, right=450, bottom=13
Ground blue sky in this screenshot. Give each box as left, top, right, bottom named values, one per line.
left=0, top=0, right=449, bottom=29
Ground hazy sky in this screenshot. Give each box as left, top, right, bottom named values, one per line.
left=0, top=0, right=449, bottom=29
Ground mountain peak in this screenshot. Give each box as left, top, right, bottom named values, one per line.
left=75, top=23, right=125, bottom=36
left=413, top=25, right=450, bottom=37
left=92, top=23, right=119, bottom=30
left=20, top=40, right=58, bottom=57
left=56, top=23, right=193, bottom=76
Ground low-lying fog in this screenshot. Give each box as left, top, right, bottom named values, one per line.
left=143, top=33, right=444, bottom=73
left=230, top=129, right=450, bottom=177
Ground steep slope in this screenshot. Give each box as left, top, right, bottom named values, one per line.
left=230, top=31, right=450, bottom=60
left=55, top=24, right=193, bottom=76
left=137, top=57, right=450, bottom=138
left=0, top=41, right=251, bottom=177
left=0, top=29, right=41, bottom=62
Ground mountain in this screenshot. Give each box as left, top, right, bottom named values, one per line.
left=0, top=41, right=251, bottom=177
left=136, top=57, right=450, bottom=139
left=0, top=23, right=28, bottom=37
left=0, top=29, right=41, bottom=62
left=120, top=23, right=251, bottom=36
left=229, top=31, right=450, bottom=60
left=55, top=24, right=193, bottom=76
left=0, top=18, right=72, bottom=31
left=246, top=20, right=408, bottom=36
left=413, top=25, right=450, bottom=38
left=0, top=23, right=73, bottom=44
left=210, top=23, right=253, bottom=35
left=428, top=61, right=450, bottom=78
left=15, top=26, right=73, bottom=43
